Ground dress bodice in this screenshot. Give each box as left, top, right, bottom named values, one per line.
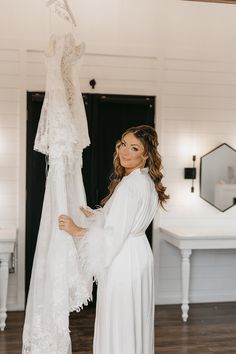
left=34, top=33, right=90, bottom=169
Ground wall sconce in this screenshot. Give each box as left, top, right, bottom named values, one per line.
left=184, top=155, right=196, bottom=193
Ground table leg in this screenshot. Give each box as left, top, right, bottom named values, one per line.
left=180, top=249, right=192, bottom=322
left=0, top=254, right=10, bottom=331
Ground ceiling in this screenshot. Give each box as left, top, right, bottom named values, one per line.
left=184, top=0, right=236, bottom=3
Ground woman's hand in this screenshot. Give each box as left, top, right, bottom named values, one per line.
left=80, top=206, right=94, bottom=218
left=58, top=214, right=87, bottom=237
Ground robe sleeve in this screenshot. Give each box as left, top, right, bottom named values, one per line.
left=82, top=180, right=141, bottom=280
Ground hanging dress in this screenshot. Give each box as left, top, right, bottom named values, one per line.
left=22, top=33, right=91, bottom=354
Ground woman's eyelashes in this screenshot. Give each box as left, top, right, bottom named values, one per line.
left=120, top=141, right=139, bottom=152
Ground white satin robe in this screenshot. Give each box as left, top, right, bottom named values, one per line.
left=85, top=167, right=158, bottom=354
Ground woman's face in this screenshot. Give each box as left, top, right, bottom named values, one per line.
left=118, top=132, right=147, bottom=175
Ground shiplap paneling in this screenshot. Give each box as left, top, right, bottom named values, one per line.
left=26, top=50, right=157, bottom=95
left=0, top=62, right=20, bottom=75
left=0, top=115, right=17, bottom=128
left=0, top=48, right=20, bottom=309
left=0, top=49, right=19, bottom=62
left=163, top=106, right=236, bottom=122
left=157, top=55, right=236, bottom=305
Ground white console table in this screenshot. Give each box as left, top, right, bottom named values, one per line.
left=160, top=227, right=236, bottom=322
left=0, top=228, right=16, bottom=331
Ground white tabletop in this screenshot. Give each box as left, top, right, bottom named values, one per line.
left=159, top=227, right=236, bottom=249
left=160, top=227, right=236, bottom=239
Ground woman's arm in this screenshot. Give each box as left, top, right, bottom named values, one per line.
left=58, top=214, right=87, bottom=237
left=84, top=180, right=141, bottom=273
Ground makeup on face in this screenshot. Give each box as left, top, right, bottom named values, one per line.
left=118, top=133, right=147, bottom=174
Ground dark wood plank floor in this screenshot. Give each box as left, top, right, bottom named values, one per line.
left=1, top=302, right=236, bottom=354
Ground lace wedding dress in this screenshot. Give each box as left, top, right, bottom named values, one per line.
left=22, top=33, right=92, bottom=354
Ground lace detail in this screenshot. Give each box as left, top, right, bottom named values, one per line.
left=22, top=163, right=93, bottom=354
left=76, top=208, right=106, bottom=283
left=34, top=33, right=90, bottom=170
left=23, top=320, right=70, bottom=354
left=23, top=237, right=92, bottom=354
left=62, top=39, right=74, bottom=108
left=61, top=34, right=84, bottom=108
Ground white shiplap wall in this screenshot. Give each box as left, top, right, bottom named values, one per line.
left=156, top=53, right=236, bottom=304
left=26, top=49, right=157, bottom=95
left=0, top=49, right=20, bottom=308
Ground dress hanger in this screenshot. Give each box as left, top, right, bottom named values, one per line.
left=46, top=0, right=77, bottom=27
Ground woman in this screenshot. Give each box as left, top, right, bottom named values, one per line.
left=58, top=125, right=169, bottom=354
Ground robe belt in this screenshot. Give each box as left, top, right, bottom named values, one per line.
left=129, top=232, right=145, bottom=238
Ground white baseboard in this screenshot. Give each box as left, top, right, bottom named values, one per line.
left=156, top=292, right=236, bottom=305
left=7, top=300, right=25, bottom=311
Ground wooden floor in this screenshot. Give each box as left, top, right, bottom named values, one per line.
left=1, top=302, right=236, bottom=354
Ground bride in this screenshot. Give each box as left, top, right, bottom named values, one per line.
left=59, top=124, right=169, bottom=354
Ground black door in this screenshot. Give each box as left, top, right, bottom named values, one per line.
left=26, top=92, right=155, bottom=298
left=26, top=92, right=46, bottom=296
left=89, top=94, right=155, bottom=206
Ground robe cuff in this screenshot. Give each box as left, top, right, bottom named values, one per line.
left=78, top=209, right=106, bottom=282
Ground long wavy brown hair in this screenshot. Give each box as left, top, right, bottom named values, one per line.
left=101, top=125, right=169, bottom=208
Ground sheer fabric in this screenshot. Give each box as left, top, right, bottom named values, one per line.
left=22, top=33, right=91, bottom=354
left=34, top=33, right=89, bottom=169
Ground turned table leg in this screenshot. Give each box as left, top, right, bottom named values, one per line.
left=180, top=249, right=192, bottom=322
left=0, top=254, right=10, bottom=331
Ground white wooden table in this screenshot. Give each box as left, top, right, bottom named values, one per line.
left=0, top=228, right=16, bottom=331
left=160, top=227, right=236, bottom=322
